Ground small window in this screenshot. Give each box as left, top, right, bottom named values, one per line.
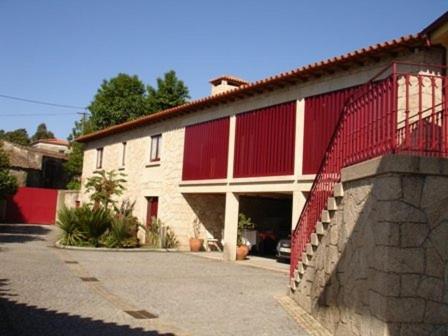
left=121, top=142, right=127, bottom=166
left=96, top=148, right=103, bottom=169
left=150, top=134, right=162, bottom=162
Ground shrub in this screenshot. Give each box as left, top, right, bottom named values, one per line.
left=77, top=205, right=112, bottom=247
left=57, top=206, right=85, bottom=246
left=145, top=218, right=178, bottom=248
left=164, top=226, right=179, bottom=248
left=103, top=200, right=139, bottom=248
left=103, top=216, right=138, bottom=248
left=145, top=218, right=162, bottom=248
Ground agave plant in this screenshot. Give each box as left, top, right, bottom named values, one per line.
left=103, top=216, right=138, bottom=248
left=57, top=206, right=85, bottom=246
left=76, top=205, right=112, bottom=247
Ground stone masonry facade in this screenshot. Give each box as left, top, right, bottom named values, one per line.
left=80, top=49, right=444, bottom=251
left=291, top=155, right=448, bottom=336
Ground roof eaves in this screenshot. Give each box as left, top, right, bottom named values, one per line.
left=76, top=34, right=425, bottom=143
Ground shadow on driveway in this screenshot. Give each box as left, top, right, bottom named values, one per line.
left=0, top=278, right=176, bottom=336
left=0, top=224, right=51, bottom=244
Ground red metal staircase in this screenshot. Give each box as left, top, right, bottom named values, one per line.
left=290, top=62, right=448, bottom=284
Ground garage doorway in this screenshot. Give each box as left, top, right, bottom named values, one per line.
left=239, top=193, right=292, bottom=259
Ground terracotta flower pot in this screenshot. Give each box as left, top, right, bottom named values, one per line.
left=189, top=238, right=203, bottom=252
left=236, top=245, right=249, bottom=260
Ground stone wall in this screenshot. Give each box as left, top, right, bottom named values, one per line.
left=291, top=155, right=448, bottom=336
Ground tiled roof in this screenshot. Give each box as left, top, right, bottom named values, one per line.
left=77, top=33, right=426, bottom=143
left=32, top=138, right=70, bottom=146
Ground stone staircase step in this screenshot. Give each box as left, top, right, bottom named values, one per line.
left=333, top=183, right=344, bottom=198
left=321, top=210, right=331, bottom=223
left=310, top=233, right=320, bottom=246
left=297, top=261, right=305, bottom=274
left=316, top=221, right=326, bottom=235
left=302, top=252, right=311, bottom=265
left=327, top=197, right=338, bottom=211
left=305, top=243, right=314, bottom=256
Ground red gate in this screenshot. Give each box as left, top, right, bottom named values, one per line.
left=4, top=187, right=58, bottom=225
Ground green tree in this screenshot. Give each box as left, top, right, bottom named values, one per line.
left=0, top=128, right=30, bottom=146
left=31, top=123, right=55, bottom=142
left=147, top=70, right=190, bottom=113
left=85, top=170, right=126, bottom=209
left=0, top=141, right=18, bottom=199
left=64, top=117, right=93, bottom=190
left=88, top=74, right=148, bottom=130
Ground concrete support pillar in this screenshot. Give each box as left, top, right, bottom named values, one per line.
left=223, top=192, right=239, bottom=261
left=294, top=98, right=305, bottom=176
left=291, top=191, right=306, bottom=231
left=226, top=115, right=236, bottom=180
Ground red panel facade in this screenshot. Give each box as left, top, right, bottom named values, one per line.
left=182, top=117, right=230, bottom=180
left=302, top=86, right=358, bottom=174
left=234, top=101, right=296, bottom=177
left=5, top=187, right=58, bottom=224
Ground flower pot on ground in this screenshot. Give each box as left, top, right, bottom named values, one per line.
left=236, top=244, right=249, bottom=260
left=189, top=237, right=204, bottom=252
left=236, top=213, right=255, bottom=261
left=189, top=217, right=204, bottom=252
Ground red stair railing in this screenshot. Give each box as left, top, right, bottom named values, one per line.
left=290, top=62, right=448, bottom=277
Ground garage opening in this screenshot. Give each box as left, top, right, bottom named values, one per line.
left=239, top=193, right=292, bottom=261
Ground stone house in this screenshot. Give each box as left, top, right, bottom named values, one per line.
left=2, top=140, right=69, bottom=189
left=77, top=13, right=448, bottom=259
left=77, top=12, right=448, bottom=334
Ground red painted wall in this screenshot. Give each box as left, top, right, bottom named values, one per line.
left=182, top=117, right=230, bottom=180
left=302, top=86, right=358, bottom=174
left=5, top=187, right=58, bottom=224
left=234, top=101, right=296, bottom=177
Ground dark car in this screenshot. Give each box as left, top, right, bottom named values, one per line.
left=276, top=239, right=291, bottom=261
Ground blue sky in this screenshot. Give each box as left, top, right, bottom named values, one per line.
left=0, top=0, right=447, bottom=139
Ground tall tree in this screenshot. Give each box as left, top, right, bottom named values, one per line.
left=147, top=70, right=190, bottom=113
left=64, top=117, right=93, bottom=190
left=0, top=141, right=18, bottom=199
left=88, top=74, right=148, bottom=131
left=31, top=123, right=55, bottom=142
left=0, top=129, right=30, bottom=146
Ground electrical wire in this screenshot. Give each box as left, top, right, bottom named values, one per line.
left=0, top=112, right=81, bottom=117
left=0, top=93, right=86, bottom=110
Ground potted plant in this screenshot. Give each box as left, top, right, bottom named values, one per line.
left=236, top=213, right=255, bottom=260
left=189, top=217, right=203, bottom=252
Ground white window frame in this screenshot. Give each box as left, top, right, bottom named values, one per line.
left=96, top=147, right=104, bottom=169
left=121, top=142, right=127, bottom=167
left=150, top=134, right=162, bottom=162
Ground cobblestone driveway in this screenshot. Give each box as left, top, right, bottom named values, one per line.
left=0, top=224, right=308, bottom=335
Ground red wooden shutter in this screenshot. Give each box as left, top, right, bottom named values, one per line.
left=234, top=101, right=296, bottom=177
left=182, top=117, right=230, bottom=180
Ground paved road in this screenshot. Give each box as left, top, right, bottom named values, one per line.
left=0, top=224, right=308, bottom=336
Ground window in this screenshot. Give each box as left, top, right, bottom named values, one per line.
left=96, top=148, right=103, bottom=169
left=121, top=142, right=127, bottom=167
left=150, top=134, right=162, bottom=162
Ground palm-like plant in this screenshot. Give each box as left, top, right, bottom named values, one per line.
left=77, top=205, right=112, bottom=247
left=57, top=206, right=86, bottom=246
left=85, top=170, right=126, bottom=209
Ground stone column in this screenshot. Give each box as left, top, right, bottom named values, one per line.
left=291, top=190, right=306, bottom=230
left=294, top=98, right=305, bottom=177
left=223, top=192, right=239, bottom=261
left=226, top=115, right=236, bottom=180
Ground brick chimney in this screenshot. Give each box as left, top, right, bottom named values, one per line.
left=209, top=75, right=249, bottom=95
